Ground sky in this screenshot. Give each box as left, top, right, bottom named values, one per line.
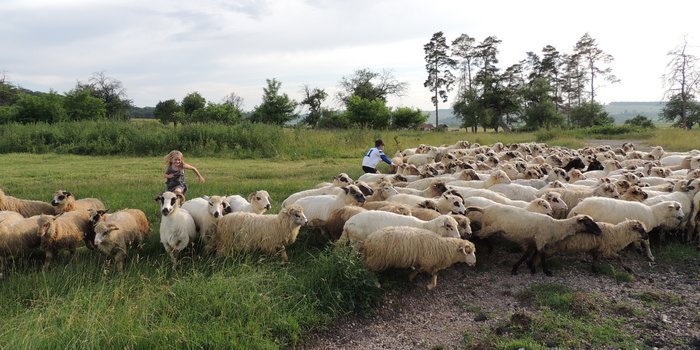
left=1, top=0, right=698, bottom=111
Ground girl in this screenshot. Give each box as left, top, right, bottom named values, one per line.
left=164, top=150, right=205, bottom=196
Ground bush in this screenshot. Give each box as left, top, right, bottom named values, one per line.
left=624, top=115, right=656, bottom=129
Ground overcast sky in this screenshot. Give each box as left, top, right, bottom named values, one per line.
left=1, top=0, right=698, bottom=111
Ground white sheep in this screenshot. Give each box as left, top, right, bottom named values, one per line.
left=339, top=211, right=460, bottom=244
left=294, top=184, right=366, bottom=227
left=537, top=220, right=649, bottom=273
left=487, top=182, right=539, bottom=202
left=466, top=205, right=601, bottom=276
left=93, top=209, right=150, bottom=273
left=282, top=186, right=343, bottom=208
left=0, top=215, right=42, bottom=280
left=226, top=190, right=272, bottom=214
left=51, top=190, right=105, bottom=215
left=0, top=211, right=24, bottom=225
left=36, top=210, right=90, bottom=272
left=387, top=193, right=466, bottom=215
left=539, top=182, right=620, bottom=215
left=360, top=226, right=476, bottom=290
left=0, top=188, right=55, bottom=217
left=206, top=204, right=307, bottom=262
left=181, top=195, right=227, bottom=243
left=155, top=191, right=197, bottom=269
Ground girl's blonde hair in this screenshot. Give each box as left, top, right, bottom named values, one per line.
left=164, top=150, right=184, bottom=166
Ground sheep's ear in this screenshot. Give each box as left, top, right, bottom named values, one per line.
left=247, top=192, right=256, bottom=201
left=202, top=195, right=210, bottom=201
left=154, top=195, right=162, bottom=202
left=175, top=193, right=185, bottom=205
left=98, top=209, right=109, bottom=215
left=106, top=224, right=119, bottom=232
left=63, top=191, right=72, bottom=197
left=466, top=206, right=483, bottom=213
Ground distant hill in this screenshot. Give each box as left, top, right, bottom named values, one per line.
left=422, top=101, right=667, bottom=127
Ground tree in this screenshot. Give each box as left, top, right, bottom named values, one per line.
left=391, top=107, right=427, bottom=130
left=344, top=95, right=391, bottom=129
left=660, top=93, right=700, bottom=129
left=559, top=53, right=586, bottom=124
left=222, top=92, right=245, bottom=111
left=573, top=33, right=619, bottom=103
left=250, top=78, right=298, bottom=125
left=452, top=89, right=481, bottom=133
left=451, top=33, right=477, bottom=93
left=336, top=68, right=407, bottom=105
left=624, top=115, right=656, bottom=129
left=77, top=72, right=132, bottom=120
left=191, top=102, right=241, bottom=124
left=521, top=78, right=562, bottom=130
left=63, top=87, right=106, bottom=121
left=541, top=45, right=561, bottom=111
left=662, top=38, right=700, bottom=130
left=569, top=101, right=614, bottom=128
left=15, top=91, right=67, bottom=123
left=299, top=85, right=328, bottom=128
left=0, top=72, right=21, bottom=106
left=154, top=99, right=182, bottom=126
left=424, top=31, right=456, bottom=126
left=182, top=92, right=206, bottom=118
left=317, top=109, right=349, bottom=129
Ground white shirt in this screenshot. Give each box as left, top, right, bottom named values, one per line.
left=362, top=147, right=389, bottom=168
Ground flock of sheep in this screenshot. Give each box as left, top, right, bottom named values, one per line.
left=1, top=140, right=700, bottom=290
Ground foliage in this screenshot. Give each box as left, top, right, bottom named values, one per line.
left=521, top=78, right=563, bottom=130
left=573, top=32, right=619, bottom=103
left=623, top=114, right=656, bottom=128
left=0, top=80, right=21, bottom=106
left=181, top=91, right=206, bottom=117
left=250, top=78, right=298, bottom=125
left=189, top=102, right=241, bottom=125
left=660, top=93, right=700, bottom=129
left=662, top=38, right=699, bottom=130
left=424, top=31, right=456, bottom=125
left=316, top=109, right=350, bottom=129
left=391, top=107, right=428, bottom=129
left=568, top=101, right=614, bottom=128
left=299, top=85, right=328, bottom=128
left=76, top=71, right=132, bottom=120
left=154, top=99, right=182, bottom=126
left=14, top=91, right=67, bottom=123
left=0, top=105, right=18, bottom=124
left=344, top=95, right=391, bottom=129
left=336, top=68, right=407, bottom=104
left=63, top=87, right=107, bottom=121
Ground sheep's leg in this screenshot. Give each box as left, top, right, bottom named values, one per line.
left=169, top=248, right=179, bottom=270
left=540, top=251, right=554, bottom=276
left=640, top=239, right=655, bottom=262
left=114, top=251, right=126, bottom=273
left=0, top=256, right=5, bottom=280
left=278, top=246, right=289, bottom=263
left=409, top=268, right=424, bottom=281
left=511, top=246, right=536, bottom=275
left=427, top=270, right=438, bottom=290
left=590, top=252, right=600, bottom=274
left=42, top=250, right=56, bottom=272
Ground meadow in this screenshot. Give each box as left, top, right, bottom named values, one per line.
left=1, top=124, right=699, bottom=349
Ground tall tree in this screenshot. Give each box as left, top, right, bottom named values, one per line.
left=250, top=78, right=298, bottom=125
left=424, top=31, right=456, bottom=126
left=451, top=33, right=477, bottom=93
left=299, top=85, right=328, bottom=128
left=63, top=86, right=106, bottom=121
left=662, top=38, right=700, bottom=129
left=573, top=33, right=619, bottom=103
left=181, top=91, right=206, bottom=118
left=541, top=45, right=561, bottom=111
left=222, top=92, right=245, bottom=111
left=154, top=99, right=182, bottom=126
left=336, top=68, right=407, bottom=105
left=559, top=53, right=585, bottom=125
left=77, top=72, right=132, bottom=120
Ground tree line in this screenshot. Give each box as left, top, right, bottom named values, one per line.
left=1, top=34, right=698, bottom=131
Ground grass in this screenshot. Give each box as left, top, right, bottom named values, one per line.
left=0, top=153, right=383, bottom=349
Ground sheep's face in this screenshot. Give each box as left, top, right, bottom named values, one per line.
left=548, top=168, right=569, bottom=182
left=355, top=181, right=374, bottom=197
left=249, top=191, right=272, bottom=211
left=378, top=184, right=399, bottom=200
left=418, top=199, right=438, bottom=211
left=37, top=215, right=57, bottom=239
left=451, top=215, right=472, bottom=239
left=440, top=195, right=466, bottom=216
left=94, top=224, right=118, bottom=248
left=156, top=192, right=181, bottom=217
left=599, top=183, right=620, bottom=199
left=332, top=173, right=353, bottom=187
left=436, top=216, right=460, bottom=239
left=575, top=215, right=602, bottom=235
left=51, top=190, right=72, bottom=207
left=285, top=205, right=308, bottom=226
left=459, top=242, right=476, bottom=267
left=203, top=196, right=226, bottom=219
left=342, top=185, right=366, bottom=204
left=530, top=199, right=553, bottom=216
left=627, top=220, right=649, bottom=240
left=625, top=186, right=648, bottom=201
left=664, top=202, right=684, bottom=228
left=542, top=192, right=568, bottom=213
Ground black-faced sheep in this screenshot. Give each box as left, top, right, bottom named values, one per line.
left=51, top=190, right=105, bottom=215
left=206, top=204, right=307, bottom=262
left=0, top=189, right=55, bottom=217
left=93, top=209, right=150, bottom=273
left=360, top=226, right=476, bottom=290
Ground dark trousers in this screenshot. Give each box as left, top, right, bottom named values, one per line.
left=362, top=166, right=377, bottom=174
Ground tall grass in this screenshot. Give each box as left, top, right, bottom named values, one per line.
left=0, top=154, right=382, bottom=349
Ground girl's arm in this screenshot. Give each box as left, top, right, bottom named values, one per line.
left=183, top=163, right=205, bottom=183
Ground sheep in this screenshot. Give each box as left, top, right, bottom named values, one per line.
left=643, top=179, right=700, bottom=239
left=466, top=205, right=601, bottom=276
left=387, top=193, right=466, bottom=215
left=0, top=211, right=24, bottom=225
left=36, top=210, right=90, bottom=272
left=539, top=182, right=620, bottom=215
left=51, top=190, right=105, bottom=215
left=404, top=209, right=473, bottom=239
left=321, top=205, right=413, bottom=241
left=206, top=204, right=307, bottom=262
left=85, top=208, right=147, bottom=250
left=360, top=226, right=476, bottom=290
left=462, top=197, right=553, bottom=217
left=226, top=190, right=272, bottom=214
left=0, top=188, right=55, bottom=217
left=0, top=215, right=42, bottom=280
left=394, top=180, right=448, bottom=198
left=181, top=195, right=227, bottom=243
left=535, top=220, right=649, bottom=273
left=294, top=184, right=366, bottom=228
left=314, top=173, right=354, bottom=188
left=93, top=209, right=150, bottom=273
left=568, top=198, right=684, bottom=262
left=339, top=211, right=460, bottom=245
left=155, top=191, right=197, bottom=269
left=488, top=182, right=539, bottom=202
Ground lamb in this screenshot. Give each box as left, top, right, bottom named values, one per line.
left=0, top=215, right=42, bottom=280
left=36, top=210, right=90, bottom=272
left=155, top=191, right=197, bottom=269
left=535, top=220, right=649, bottom=273
left=466, top=205, right=601, bottom=276
left=226, top=190, right=272, bottom=214
left=206, top=204, right=307, bottom=262
left=294, top=184, right=366, bottom=227
left=0, top=188, right=55, bottom=217
left=339, top=211, right=460, bottom=244
left=360, top=226, right=476, bottom=290
left=51, top=190, right=105, bottom=215
left=93, top=209, right=150, bottom=273
left=181, top=195, right=228, bottom=243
